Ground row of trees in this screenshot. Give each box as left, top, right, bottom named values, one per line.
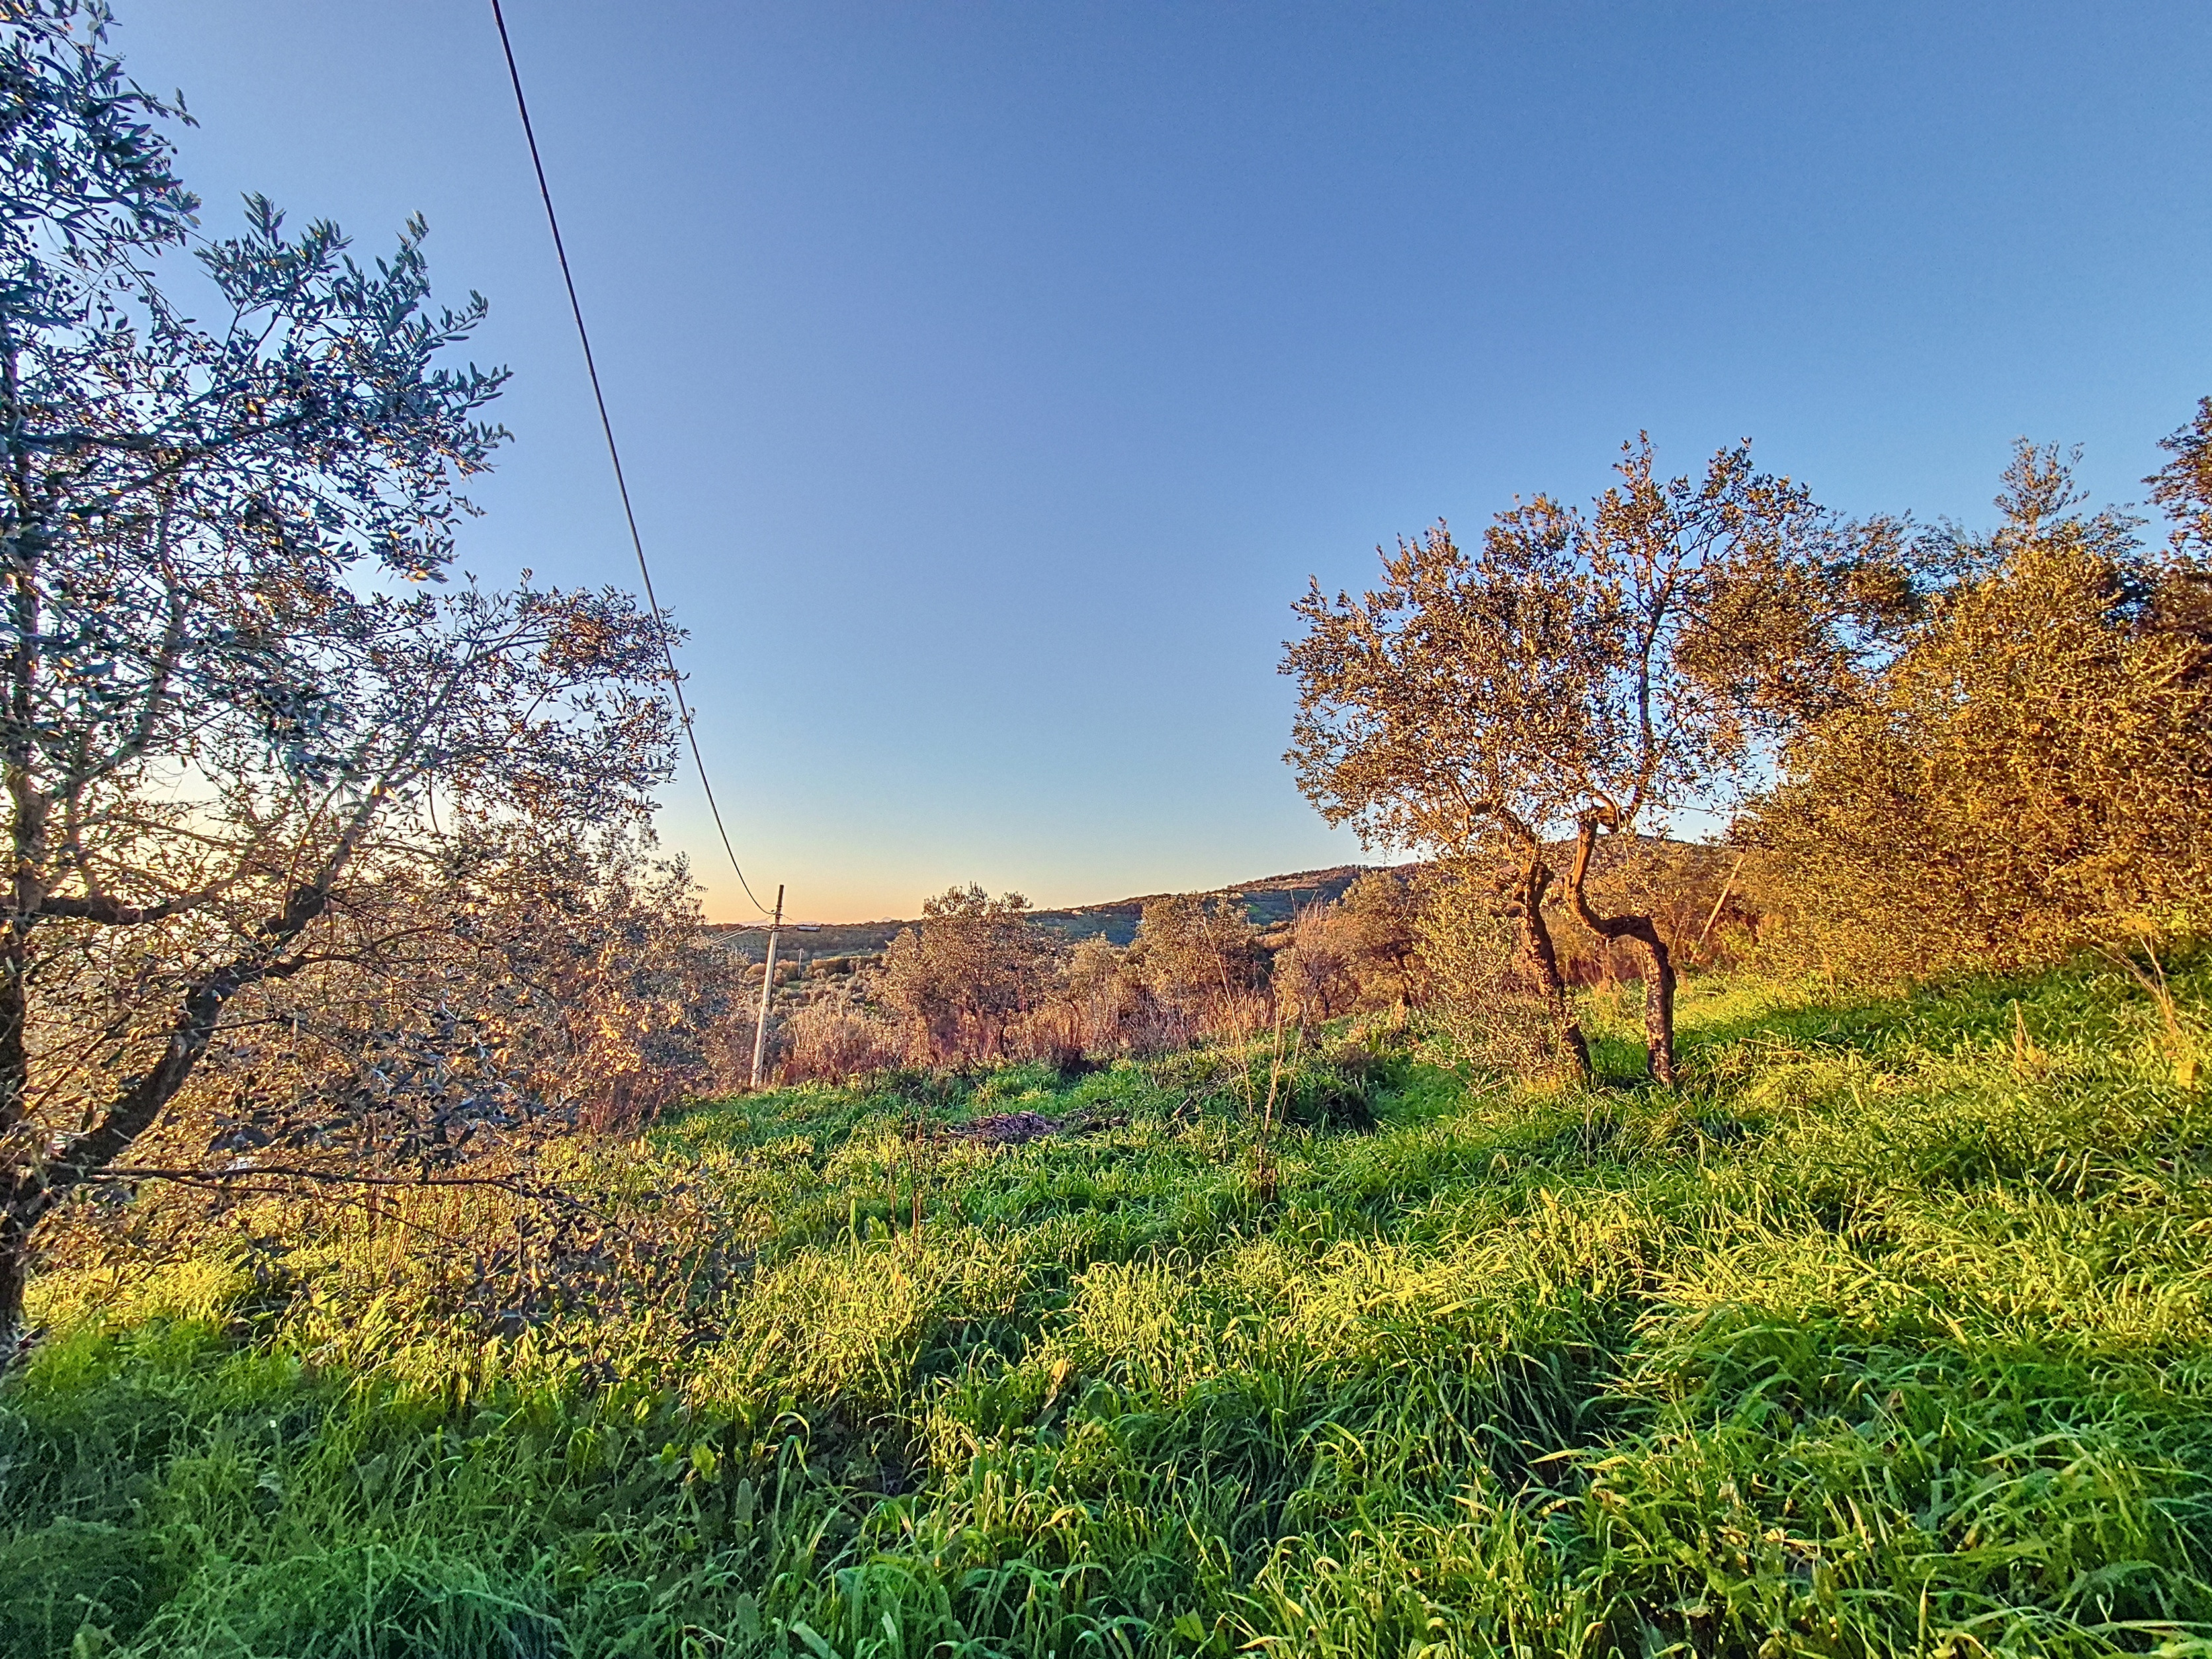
left=778, top=884, right=1282, bottom=1080
left=1283, top=408, right=2212, bottom=1080
left=1747, top=423, right=2212, bottom=978
left=768, top=841, right=1757, bottom=1085
left=746, top=407, right=2212, bottom=1095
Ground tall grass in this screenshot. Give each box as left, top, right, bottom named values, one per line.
left=5, top=958, right=2209, bottom=1656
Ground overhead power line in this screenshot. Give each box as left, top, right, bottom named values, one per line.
left=488, top=0, right=771, bottom=917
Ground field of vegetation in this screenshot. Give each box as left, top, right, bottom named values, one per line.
left=7, top=7, right=2212, bottom=1655
left=7, top=954, right=2208, bottom=1658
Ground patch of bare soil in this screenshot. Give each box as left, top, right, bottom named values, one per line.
left=946, top=1109, right=1125, bottom=1146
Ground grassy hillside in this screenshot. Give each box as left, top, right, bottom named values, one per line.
left=4, top=958, right=2209, bottom=1656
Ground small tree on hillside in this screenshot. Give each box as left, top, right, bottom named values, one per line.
left=880, top=886, right=1047, bottom=1062
left=1062, top=934, right=1134, bottom=1052
left=1273, top=902, right=1358, bottom=1024
left=2149, top=396, right=2212, bottom=560
left=1130, top=894, right=1261, bottom=1042
left=1284, top=515, right=1597, bottom=1074
left=1339, top=869, right=1420, bottom=1005
left=1272, top=873, right=1419, bottom=1023
left=2147, top=397, right=2212, bottom=646
left=1287, top=438, right=1900, bottom=1083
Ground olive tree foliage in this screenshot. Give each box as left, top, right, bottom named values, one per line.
left=880, top=886, right=1050, bottom=1063
left=1746, top=437, right=2212, bottom=979
left=140, top=821, right=731, bottom=1190
left=1283, top=513, right=1595, bottom=1074
left=1130, top=894, right=1263, bottom=1044
left=1410, top=859, right=1570, bottom=1078
left=0, top=3, right=673, bottom=1345
left=1272, top=871, right=1417, bottom=1023
left=2150, top=396, right=2212, bottom=561
left=1286, top=438, right=1901, bottom=1082
left=1062, top=933, right=1133, bottom=1052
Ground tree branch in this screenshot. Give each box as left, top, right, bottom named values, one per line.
left=35, top=892, right=205, bottom=925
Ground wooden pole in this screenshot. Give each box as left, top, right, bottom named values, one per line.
left=750, top=884, right=785, bottom=1090
left=1695, top=854, right=1748, bottom=953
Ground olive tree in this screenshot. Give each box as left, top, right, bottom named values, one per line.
left=1287, top=437, right=1898, bottom=1083
left=0, top=3, right=673, bottom=1348
left=1130, top=892, right=1261, bottom=1041
left=1285, top=513, right=1597, bottom=1074
left=2150, top=396, right=2212, bottom=560
left=880, top=886, right=1048, bottom=1063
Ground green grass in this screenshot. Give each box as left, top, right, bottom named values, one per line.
left=5, top=960, right=2211, bottom=1657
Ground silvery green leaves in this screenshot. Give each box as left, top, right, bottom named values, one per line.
left=0, top=2, right=196, bottom=294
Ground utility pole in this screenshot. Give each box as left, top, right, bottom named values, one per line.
left=749, top=883, right=785, bottom=1090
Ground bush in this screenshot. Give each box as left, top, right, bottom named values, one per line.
left=779, top=999, right=906, bottom=1084
left=879, top=887, right=1053, bottom=1063
left=1413, top=859, right=1582, bottom=1080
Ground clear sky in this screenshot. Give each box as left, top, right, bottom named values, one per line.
left=126, top=3, right=2211, bottom=921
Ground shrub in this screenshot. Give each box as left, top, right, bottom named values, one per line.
left=1412, top=860, right=1582, bottom=1080
left=879, top=888, right=1052, bottom=1063
left=1129, top=895, right=1265, bottom=1045
left=779, top=999, right=906, bottom=1084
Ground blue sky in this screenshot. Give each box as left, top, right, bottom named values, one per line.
left=130, top=2, right=2211, bottom=920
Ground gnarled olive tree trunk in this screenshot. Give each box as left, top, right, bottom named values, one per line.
left=1566, top=817, right=1678, bottom=1086
left=1509, top=848, right=1592, bottom=1084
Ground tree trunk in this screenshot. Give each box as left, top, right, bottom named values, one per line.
left=1566, top=819, right=1679, bottom=1086
left=1, top=923, right=32, bottom=1364
left=1512, top=855, right=1592, bottom=1083
left=0, top=929, right=24, bottom=1142
left=1633, top=929, right=1677, bottom=1085
left=0, top=886, right=331, bottom=1365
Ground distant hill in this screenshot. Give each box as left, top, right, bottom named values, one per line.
left=706, top=864, right=1395, bottom=962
